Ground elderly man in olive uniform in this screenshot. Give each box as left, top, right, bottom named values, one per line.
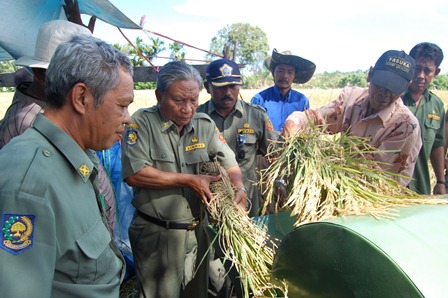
left=122, top=60, right=246, bottom=298
left=197, top=58, right=277, bottom=217
left=0, top=35, right=134, bottom=297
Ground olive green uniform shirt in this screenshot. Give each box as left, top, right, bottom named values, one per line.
left=403, top=89, right=446, bottom=194
left=121, top=106, right=237, bottom=298
left=0, top=114, right=124, bottom=298
left=197, top=99, right=277, bottom=216
left=122, top=106, right=237, bottom=220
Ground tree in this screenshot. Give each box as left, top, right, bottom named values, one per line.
left=169, top=42, right=186, bottom=61
left=128, top=36, right=165, bottom=67
left=207, top=23, right=269, bottom=73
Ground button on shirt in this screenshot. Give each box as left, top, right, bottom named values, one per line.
left=286, top=86, right=422, bottom=186
left=251, top=85, right=310, bottom=132
left=402, top=89, right=446, bottom=194
left=121, top=106, right=237, bottom=221
left=0, top=114, right=124, bottom=298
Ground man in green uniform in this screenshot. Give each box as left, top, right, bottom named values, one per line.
left=197, top=58, right=277, bottom=217
left=0, top=35, right=134, bottom=297
left=402, top=42, right=446, bottom=195
left=121, top=60, right=246, bottom=298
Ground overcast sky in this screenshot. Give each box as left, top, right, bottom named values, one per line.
left=93, top=0, right=448, bottom=74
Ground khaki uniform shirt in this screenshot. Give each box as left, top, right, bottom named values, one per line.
left=0, top=114, right=124, bottom=298
left=402, top=89, right=446, bottom=194
left=197, top=99, right=277, bottom=216
left=287, top=86, right=422, bottom=186
left=122, top=106, right=237, bottom=220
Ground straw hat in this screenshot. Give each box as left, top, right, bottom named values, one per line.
left=15, top=20, right=91, bottom=69
left=264, top=49, right=316, bottom=84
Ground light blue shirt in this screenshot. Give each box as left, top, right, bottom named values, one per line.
left=251, top=85, right=310, bottom=131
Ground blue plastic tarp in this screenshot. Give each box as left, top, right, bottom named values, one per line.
left=0, top=0, right=139, bottom=60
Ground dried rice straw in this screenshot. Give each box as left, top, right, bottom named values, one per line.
left=260, top=124, right=447, bottom=227
left=202, top=160, right=288, bottom=298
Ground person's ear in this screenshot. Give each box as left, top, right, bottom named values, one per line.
left=204, top=81, right=211, bottom=94
left=435, top=67, right=441, bottom=76
left=70, top=83, right=90, bottom=115
left=367, top=66, right=374, bottom=83
left=155, top=89, right=162, bottom=104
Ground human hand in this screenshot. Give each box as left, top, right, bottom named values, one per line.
left=191, top=174, right=222, bottom=206
left=234, top=188, right=247, bottom=211
left=274, top=180, right=288, bottom=204
left=433, top=182, right=446, bottom=195
left=64, top=0, right=96, bottom=33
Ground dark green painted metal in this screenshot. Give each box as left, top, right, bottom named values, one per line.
left=270, top=204, right=448, bottom=297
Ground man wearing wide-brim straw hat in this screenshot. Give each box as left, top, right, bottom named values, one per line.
left=251, top=48, right=316, bottom=132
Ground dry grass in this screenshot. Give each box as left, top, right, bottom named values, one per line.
left=1, top=89, right=447, bottom=118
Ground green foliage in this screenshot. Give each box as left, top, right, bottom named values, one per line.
left=0, top=60, right=17, bottom=74
left=432, top=73, right=448, bottom=90
left=207, top=23, right=269, bottom=70
left=169, top=42, right=186, bottom=61
left=306, top=70, right=368, bottom=89
left=134, top=82, right=156, bottom=90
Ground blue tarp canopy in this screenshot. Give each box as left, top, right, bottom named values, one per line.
left=0, top=0, right=140, bottom=61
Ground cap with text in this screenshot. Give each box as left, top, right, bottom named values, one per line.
left=370, top=50, right=416, bottom=94
left=206, top=59, right=243, bottom=87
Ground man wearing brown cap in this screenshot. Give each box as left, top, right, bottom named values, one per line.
left=284, top=50, right=422, bottom=187
left=251, top=49, right=316, bottom=132
left=197, top=58, right=277, bottom=217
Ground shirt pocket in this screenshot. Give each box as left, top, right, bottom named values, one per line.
left=423, top=117, right=441, bottom=144
left=76, top=219, right=115, bottom=283
left=150, top=148, right=176, bottom=169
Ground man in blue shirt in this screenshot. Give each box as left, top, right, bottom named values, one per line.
left=251, top=49, right=316, bottom=132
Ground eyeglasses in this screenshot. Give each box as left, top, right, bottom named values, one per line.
left=236, top=134, right=246, bottom=162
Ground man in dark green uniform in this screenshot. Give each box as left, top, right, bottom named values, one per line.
left=0, top=35, right=134, bottom=297
left=121, top=60, right=246, bottom=298
left=197, top=59, right=277, bottom=217
left=402, top=42, right=446, bottom=195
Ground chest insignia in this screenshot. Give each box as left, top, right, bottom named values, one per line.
left=1, top=214, right=35, bottom=255
left=186, top=143, right=206, bottom=151
left=192, top=136, right=198, bottom=143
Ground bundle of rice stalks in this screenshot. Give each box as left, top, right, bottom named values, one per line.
left=202, top=160, right=288, bottom=298
left=260, top=125, right=447, bottom=227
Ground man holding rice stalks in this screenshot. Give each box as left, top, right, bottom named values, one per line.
left=197, top=58, right=278, bottom=217
left=284, top=49, right=422, bottom=186
left=121, top=61, right=246, bottom=298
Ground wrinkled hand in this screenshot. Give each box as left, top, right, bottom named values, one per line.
left=64, top=0, right=96, bottom=33
left=191, top=174, right=222, bottom=206
left=234, top=188, right=247, bottom=211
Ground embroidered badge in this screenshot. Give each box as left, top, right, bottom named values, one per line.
left=186, top=143, right=206, bottom=151
left=216, top=128, right=227, bottom=144
left=78, top=164, right=91, bottom=177
left=427, top=112, right=440, bottom=121
left=238, top=128, right=255, bottom=134
left=266, top=119, right=274, bottom=131
left=126, top=129, right=138, bottom=146
left=1, top=214, right=35, bottom=255
left=192, top=136, right=198, bottom=143
left=219, top=64, right=232, bottom=77
left=243, top=123, right=250, bottom=128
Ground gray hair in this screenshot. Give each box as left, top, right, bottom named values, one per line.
left=156, top=60, right=203, bottom=95
left=45, top=35, right=133, bottom=108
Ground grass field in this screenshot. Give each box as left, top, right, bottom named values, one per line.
left=2, top=88, right=447, bottom=118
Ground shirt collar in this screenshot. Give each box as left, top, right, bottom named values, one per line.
left=32, top=114, right=95, bottom=182
left=357, top=94, right=399, bottom=125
